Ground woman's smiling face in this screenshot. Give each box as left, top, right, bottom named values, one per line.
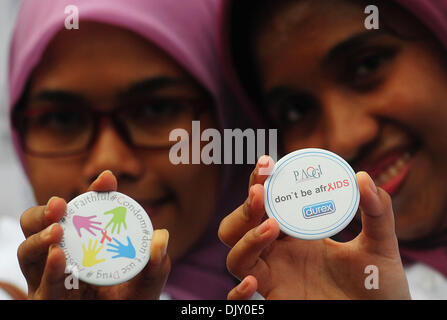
left=249, top=0, right=447, bottom=240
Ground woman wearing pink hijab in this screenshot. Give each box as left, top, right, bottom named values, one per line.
left=218, top=0, right=447, bottom=299
left=8, top=0, right=247, bottom=299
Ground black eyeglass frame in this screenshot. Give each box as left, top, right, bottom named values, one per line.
left=11, top=97, right=209, bottom=158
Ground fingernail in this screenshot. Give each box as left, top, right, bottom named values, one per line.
left=48, top=243, right=58, bottom=254
left=258, top=156, right=270, bottom=167
left=237, top=278, right=249, bottom=293
left=44, top=196, right=58, bottom=217
left=258, top=156, right=274, bottom=176
left=161, top=229, right=169, bottom=258
left=96, top=170, right=111, bottom=181
left=247, top=187, right=254, bottom=206
left=42, top=223, right=57, bottom=240
left=47, top=196, right=58, bottom=205
left=255, top=220, right=270, bottom=236
left=367, top=173, right=378, bottom=194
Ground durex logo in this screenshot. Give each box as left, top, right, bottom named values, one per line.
left=302, top=200, right=336, bottom=219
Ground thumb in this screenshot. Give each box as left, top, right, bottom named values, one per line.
left=87, top=170, right=118, bottom=192
left=356, top=171, right=399, bottom=256
left=127, top=229, right=170, bottom=299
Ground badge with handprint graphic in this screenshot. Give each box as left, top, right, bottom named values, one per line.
left=59, top=191, right=153, bottom=286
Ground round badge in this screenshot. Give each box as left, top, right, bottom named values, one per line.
left=264, top=148, right=360, bottom=240
left=59, top=191, right=153, bottom=286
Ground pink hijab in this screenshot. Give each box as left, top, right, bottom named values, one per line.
left=218, top=0, right=447, bottom=278
left=9, top=0, right=247, bottom=299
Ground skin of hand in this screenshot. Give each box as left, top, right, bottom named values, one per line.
left=219, top=156, right=411, bottom=300
left=17, top=170, right=171, bottom=299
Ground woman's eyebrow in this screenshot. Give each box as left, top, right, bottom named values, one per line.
left=323, top=30, right=386, bottom=65
left=263, top=86, right=296, bottom=105
left=122, top=76, right=189, bottom=97
left=29, top=90, right=88, bottom=106
left=263, top=86, right=310, bottom=106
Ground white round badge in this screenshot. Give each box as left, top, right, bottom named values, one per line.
left=264, top=148, right=360, bottom=240
left=59, top=191, right=153, bottom=286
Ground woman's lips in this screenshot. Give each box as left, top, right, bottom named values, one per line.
left=355, top=149, right=414, bottom=196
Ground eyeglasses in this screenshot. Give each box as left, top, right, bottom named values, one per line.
left=12, top=97, right=208, bottom=157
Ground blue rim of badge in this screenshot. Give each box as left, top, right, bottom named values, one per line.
left=264, top=148, right=360, bottom=240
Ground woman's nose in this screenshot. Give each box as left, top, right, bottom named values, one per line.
left=321, top=93, right=379, bottom=161
left=82, top=121, right=143, bottom=185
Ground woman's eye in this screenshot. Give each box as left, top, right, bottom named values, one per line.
left=346, top=48, right=398, bottom=86
left=134, top=100, right=181, bottom=119
left=37, top=111, right=81, bottom=130
left=283, top=105, right=305, bottom=123
left=275, top=99, right=311, bottom=126
left=353, top=53, right=385, bottom=78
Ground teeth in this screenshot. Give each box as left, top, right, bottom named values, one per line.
left=373, top=153, right=412, bottom=186
left=395, top=158, right=406, bottom=169
left=376, top=172, right=389, bottom=185
left=388, top=166, right=399, bottom=177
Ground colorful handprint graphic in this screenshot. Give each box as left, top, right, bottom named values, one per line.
left=104, top=206, right=127, bottom=234
left=61, top=191, right=155, bottom=286
left=82, top=239, right=105, bottom=267
left=73, top=215, right=102, bottom=237
left=106, top=236, right=136, bottom=259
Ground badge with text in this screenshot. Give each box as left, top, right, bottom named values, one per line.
left=264, top=148, right=360, bottom=240
left=59, top=191, right=153, bottom=286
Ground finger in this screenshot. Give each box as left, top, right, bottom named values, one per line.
left=127, top=229, right=170, bottom=299
left=356, top=171, right=399, bottom=256
left=227, top=275, right=258, bottom=300
left=87, top=170, right=118, bottom=192
left=92, top=240, right=98, bottom=251
left=219, top=156, right=274, bottom=247
left=248, top=155, right=274, bottom=192
left=34, top=245, right=66, bottom=299
left=20, top=197, right=66, bottom=238
left=226, top=218, right=280, bottom=295
left=219, top=183, right=266, bottom=247
left=17, top=223, right=64, bottom=293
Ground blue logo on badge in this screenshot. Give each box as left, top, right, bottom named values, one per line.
left=302, top=200, right=336, bottom=219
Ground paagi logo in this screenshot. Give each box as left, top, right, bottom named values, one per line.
left=302, top=200, right=336, bottom=219
left=293, top=165, right=323, bottom=183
